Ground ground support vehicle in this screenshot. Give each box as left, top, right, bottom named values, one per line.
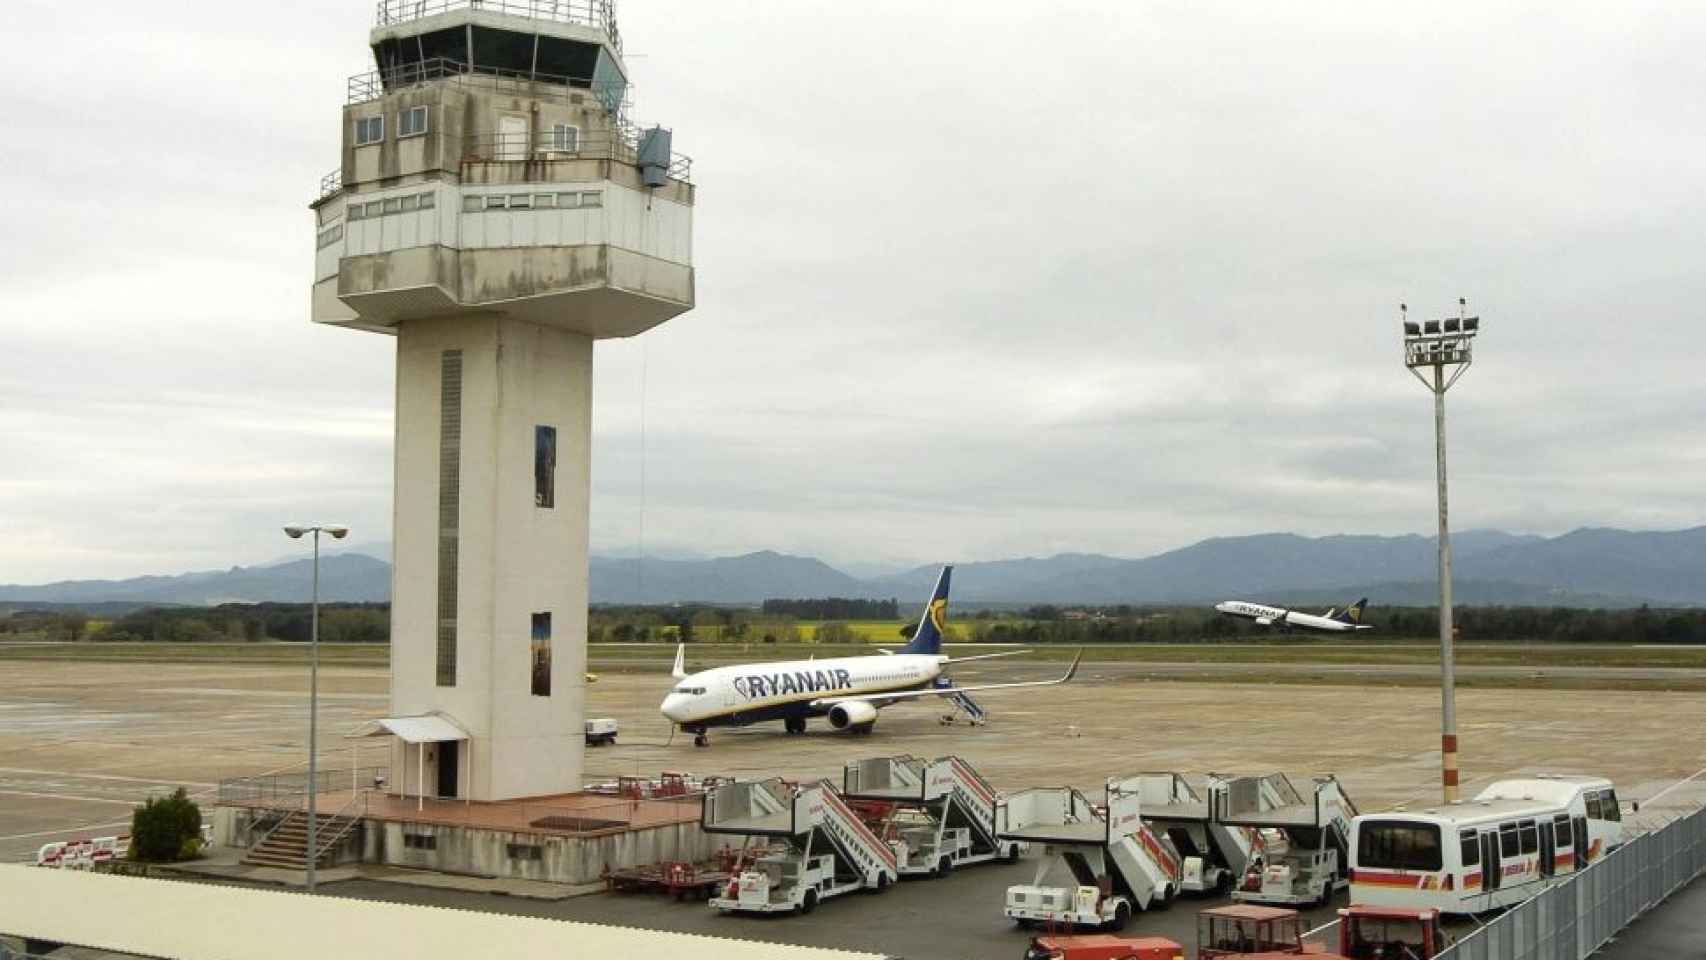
left=605, top=858, right=733, bottom=900
left=1023, top=934, right=1185, bottom=960
left=584, top=718, right=618, bottom=746
left=1128, top=773, right=1261, bottom=895
left=702, top=778, right=898, bottom=915
left=1196, top=904, right=1308, bottom=958
left=844, top=754, right=1022, bottom=877
left=1335, top=906, right=1447, bottom=960
left=1224, top=774, right=1356, bottom=908
left=998, top=777, right=1184, bottom=931
left=1350, top=774, right=1621, bottom=914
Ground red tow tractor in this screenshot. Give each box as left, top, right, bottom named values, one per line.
left=1022, top=935, right=1186, bottom=960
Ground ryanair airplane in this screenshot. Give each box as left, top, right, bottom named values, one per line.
left=659, top=566, right=1081, bottom=746
left=1214, top=597, right=1373, bottom=633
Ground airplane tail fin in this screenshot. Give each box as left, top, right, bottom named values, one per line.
left=671, top=643, right=687, bottom=679
left=901, top=565, right=953, bottom=656
left=1333, top=599, right=1369, bottom=625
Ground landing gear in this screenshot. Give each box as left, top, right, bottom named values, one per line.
left=693, top=733, right=709, bottom=748
left=784, top=717, right=807, bottom=735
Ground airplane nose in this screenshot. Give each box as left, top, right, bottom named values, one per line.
left=660, top=694, right=687, bottom=723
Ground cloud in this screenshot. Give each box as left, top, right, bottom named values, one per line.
left=3, top=0, right=1704, bottom=581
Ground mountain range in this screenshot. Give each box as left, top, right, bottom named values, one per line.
left=2, top=527, right=1701, bottom=609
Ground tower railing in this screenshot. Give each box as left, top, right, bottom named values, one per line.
left=347, top=56, right=627, bottom=110
left=374, top=0, right=621, bottom=53
left=462, top=129, right=692, bottom=181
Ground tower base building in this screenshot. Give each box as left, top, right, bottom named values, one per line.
left=309, top=0, right=694, bottom=802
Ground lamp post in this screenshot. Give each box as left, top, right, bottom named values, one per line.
left=283, top=522, right=348, bottom=890
left=1401, top=300, right=1479, bottom=803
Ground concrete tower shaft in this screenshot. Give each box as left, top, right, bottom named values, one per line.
left=309, top=0, right=694, bottom=802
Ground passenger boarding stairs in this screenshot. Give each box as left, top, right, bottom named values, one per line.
left=702, top=778, right=898, bottom=887
left=1215, top=773, right=1357, bottom=903
left=844, top=755, right=1005, bottom=870
left=931, top=677, right=986, bottom=724
left=1125, top=773, right=1259, bottom=890
left=996, top=778, right=1182, bottom=909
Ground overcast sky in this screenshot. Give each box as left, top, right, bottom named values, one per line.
left=2, top=0, right=1703, bottom=583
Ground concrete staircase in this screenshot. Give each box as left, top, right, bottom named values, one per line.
left=242, top=810, right=360, bottom=869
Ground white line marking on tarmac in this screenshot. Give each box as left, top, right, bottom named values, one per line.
left=0, top=789, right=142, bottom=806
left=0, top=767, right=217, bottom=788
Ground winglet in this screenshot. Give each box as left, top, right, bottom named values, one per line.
left=671, top=643, right=687, bottom=680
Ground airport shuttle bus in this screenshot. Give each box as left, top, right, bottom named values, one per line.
left=1350, top=776, right=1622, bottom=913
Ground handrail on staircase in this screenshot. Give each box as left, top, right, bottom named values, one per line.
left=311, top=791, right=370, bottom=861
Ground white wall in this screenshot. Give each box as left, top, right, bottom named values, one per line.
left=392, top=315, right=588, bottom=801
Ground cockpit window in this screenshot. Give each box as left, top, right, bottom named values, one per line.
left=672, top=685, right=705, bottom=695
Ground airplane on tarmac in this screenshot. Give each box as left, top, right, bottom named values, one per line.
left=659, top=565, right=1082, bottom=747
left=1214, top=597, right=1373, bottom=633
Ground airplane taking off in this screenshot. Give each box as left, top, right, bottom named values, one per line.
left=1214, top=597, right=1373, bottom=633
left=659, top=566, right=1081, bottom=746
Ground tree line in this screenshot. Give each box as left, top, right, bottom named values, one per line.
left=4, top=600, right=1703, bottom=645
left=761, top=597, right=900, bottom=620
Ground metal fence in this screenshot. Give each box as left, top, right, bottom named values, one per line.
left=1439, top=806, right=1706, bottom=960
left=216, top=767, right=390, bottom=806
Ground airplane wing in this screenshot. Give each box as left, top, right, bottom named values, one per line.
left=671, top=643, right=687, bottom=680
left=943, top=650, right=1031, bottom=664
left=810, top=650, right=1082, bottom=708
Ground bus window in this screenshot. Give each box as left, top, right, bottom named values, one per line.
left=1601, top=789, right=1622, bottom=822
left=1586, top=792, right=1603, bottom=820
left=1459, top=830, right=1480, bottom=866
left=1358, top=821, right=1443, bottom=871
left=1519, top=820, right=1538, bottom=855
left=1499, top=823, right=1519, bottom=858
left=1554, top=814, right=1572, bottom=846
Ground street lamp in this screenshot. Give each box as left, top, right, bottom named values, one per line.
left=283, top=522, right=348, bottom=891
left=1401, top=300, right=1479, bottom=803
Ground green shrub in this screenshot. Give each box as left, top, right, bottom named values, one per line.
left=130, top=788, right=202, bottom=862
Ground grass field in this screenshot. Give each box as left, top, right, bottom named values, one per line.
left=6, top=638, right=1706, bottom=672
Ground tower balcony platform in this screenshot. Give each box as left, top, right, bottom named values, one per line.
left=215, top=782, right=710, bottom=885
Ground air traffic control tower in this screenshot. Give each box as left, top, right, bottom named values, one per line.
left=309, top=0, right=694, bottom=802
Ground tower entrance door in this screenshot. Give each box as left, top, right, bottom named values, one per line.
left=498, top=115, right=530, bottom=160
left=437, top=740, right=459, bottom=799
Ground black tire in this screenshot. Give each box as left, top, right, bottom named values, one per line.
left=1015, top=918, right=1035, bottom=930
left=1110, top=902, right=1131, bottom=932
left=936, top=856, right=953, bottom=878
left=876, top=873, right=891, bottom=892
left=801, top=890, right=818, bottom=915
left=1006, top=843, right=1022, bottom=863
left=694, top=734, right=708, bottom=748
left=1216, top=869, right=1234, bottom=894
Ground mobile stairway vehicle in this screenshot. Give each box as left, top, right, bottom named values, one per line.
left=843, top=754, right=1023, bottom=876
left=1223, top=773, right=1356, bottom=908
left=702, top=778, right=898, bottom=915
left=1129, top=773, right=1262, bottom=895
left=997, top=777, right=1184, bottom=931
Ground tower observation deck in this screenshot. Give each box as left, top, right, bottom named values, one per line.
left=309, top=0, right=694, bottom=802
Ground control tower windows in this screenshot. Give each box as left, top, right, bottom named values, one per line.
left=535, top=426, right=556, bottom=508
left=399, top=106, right=429, bottom=138
left=531, top=612, right=552, bottom=697
left=355, top=115, right=385, bottom=146
left=551, top=124, right=579, bottom=153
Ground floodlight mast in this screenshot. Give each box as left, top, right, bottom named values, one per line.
left=1401, top=299, right=1479, bottom=803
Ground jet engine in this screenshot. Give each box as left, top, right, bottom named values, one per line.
left=827, top=700, right=878, bottom=731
